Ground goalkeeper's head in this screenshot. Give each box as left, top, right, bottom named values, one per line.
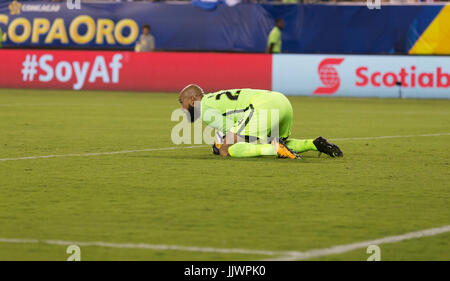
left=178, top=84, right=204, bottom=122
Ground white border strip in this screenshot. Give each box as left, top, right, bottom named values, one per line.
left=0, top=225, right=449, bottom=259
left=0, top=133, right=449, bottom=162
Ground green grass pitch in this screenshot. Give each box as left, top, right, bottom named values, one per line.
left=0, top=89, right=449, bottom=261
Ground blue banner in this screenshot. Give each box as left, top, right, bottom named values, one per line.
left=192, top=0, right=242, bottom=11
left=0, top=1, right=274, bottom=51
left=0, top=1, right=446, bottom=53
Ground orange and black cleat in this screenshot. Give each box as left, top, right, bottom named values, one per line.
left=212, top=142, right=221, bottom=155
left=273, top=139, right=301, bottom=159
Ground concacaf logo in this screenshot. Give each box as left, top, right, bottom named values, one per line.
left=9, top=0, right=22, bottom=15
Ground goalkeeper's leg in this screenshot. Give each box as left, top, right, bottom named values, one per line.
left=228, top=143, right=276, bottom=157
left=228, top=142, right=300, bottom=159
left=285, top=139, right=318, bottom=153
left=287, top=137, right=343, bottom=157
left=227, top=139, right=322, bottom=156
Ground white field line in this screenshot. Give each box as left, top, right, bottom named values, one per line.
left=331, top=132, right=450, bottom=141
left=0, top=238, right=281, bottom=256
left=0, top=225, right=449, bottom=259
left=0, top=132, right=449, bottom=162
left=0, top=103, right=68, bottom=107
left=0, top=145, right=209, bottom=161
left=267, top=224, right=450, bottom=261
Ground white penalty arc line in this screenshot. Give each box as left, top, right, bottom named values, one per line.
left=331, top=132, right=450, bottom=141
left=0, top=132, right=449, bottom=162
left=267, top=224, right=450, bottom=261
left=0, top=145, right=209, bottom=162
left=0, top=225, right=449, bottom=259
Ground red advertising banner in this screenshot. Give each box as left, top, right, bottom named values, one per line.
left=0, top=50, right=272, bottom=92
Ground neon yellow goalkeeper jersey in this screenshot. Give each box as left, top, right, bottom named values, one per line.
left=200, top=88, right=271, bottom=134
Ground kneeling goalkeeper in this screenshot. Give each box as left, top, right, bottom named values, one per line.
left=178, top=84, right=343, bottom=159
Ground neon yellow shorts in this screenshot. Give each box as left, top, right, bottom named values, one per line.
left=229, top=92, right=293, bottom=142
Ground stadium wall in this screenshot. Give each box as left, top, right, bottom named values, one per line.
left=1, top=49, right=449, bottom=99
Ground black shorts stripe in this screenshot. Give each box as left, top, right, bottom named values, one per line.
left=222, top=105, right=251, bottom=116
left=237, top=134, right=260, bottom=143
left=236, top=104, right=254, bottom=136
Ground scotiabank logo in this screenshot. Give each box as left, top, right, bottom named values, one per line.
left=356, top=66, right=450, bottom=88
left=314, top=58, right=344, bottom=95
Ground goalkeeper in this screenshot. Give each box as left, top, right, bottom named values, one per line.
left=178, top=84, right=343, bottom=159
